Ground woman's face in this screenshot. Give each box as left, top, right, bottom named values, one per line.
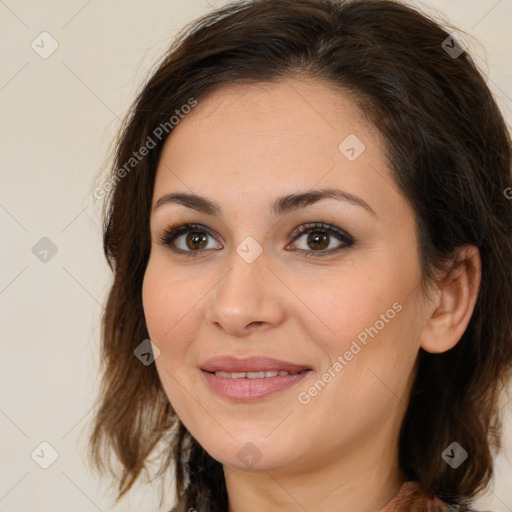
left=142, top=78, right=431, bottom=475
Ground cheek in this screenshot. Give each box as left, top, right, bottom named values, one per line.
left=142, top=262, right=168, bottom=339
left=318, top=244, right=421, bottom=351
left=304, top=270, right=419, bottom=391
left=304, top=271, right=393, bottom=346
left=142, top=262, right=197, bottom=413
left=142, top=259, right=195, bottom=340
left=142, top=263, right=187, bottom=360
left=141, top=258, right=210, bottom=387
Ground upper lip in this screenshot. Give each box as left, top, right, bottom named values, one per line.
left=200, top=355, right=313, bottom=373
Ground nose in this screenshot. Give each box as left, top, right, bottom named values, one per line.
left=204, top=249, right=286, bottom=337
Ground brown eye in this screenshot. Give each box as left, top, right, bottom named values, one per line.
left=306, top=231, right=330, bottom=251
left=289, top=222, right=355, bottom=257
left=158, top=223, right=222, bottom=256
left=185, top=232, right=209, bottom=250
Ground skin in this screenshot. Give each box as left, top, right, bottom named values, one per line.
left=142, top=77, right=481, bottom=512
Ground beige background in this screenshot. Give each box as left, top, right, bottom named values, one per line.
left=1, top=1, right=511, bottom=511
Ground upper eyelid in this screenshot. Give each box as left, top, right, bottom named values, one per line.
left=158, top=221, right=354, bottom=247
left=160, top=221, right=348, bottom=237
left=291, top=222, right=353, bottom=238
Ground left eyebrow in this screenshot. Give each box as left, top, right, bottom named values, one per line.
left=271, top=187, right=377, bottom=217
left=152, top=186, right=377, bottom=218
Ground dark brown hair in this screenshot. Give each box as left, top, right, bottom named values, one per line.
left=88, top=1, right=512, bottom=511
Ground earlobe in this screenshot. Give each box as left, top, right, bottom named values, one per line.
left=419, top=245, right=481, bottom=354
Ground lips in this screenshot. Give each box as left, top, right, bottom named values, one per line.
left=200, top=355, right=313, bottom=374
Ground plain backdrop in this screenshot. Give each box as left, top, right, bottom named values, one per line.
left=1, top=1, right=511, bottom=511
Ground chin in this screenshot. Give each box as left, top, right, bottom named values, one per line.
left=200, top=436, right=300, bottom=473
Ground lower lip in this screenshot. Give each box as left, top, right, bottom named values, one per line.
left=201, top=370, right=312, bottom=402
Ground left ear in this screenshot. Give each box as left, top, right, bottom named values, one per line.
left=419, top=244, right=481, bottom=354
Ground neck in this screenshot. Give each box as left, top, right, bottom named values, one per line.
left=223, top=419, right=407, bottom=512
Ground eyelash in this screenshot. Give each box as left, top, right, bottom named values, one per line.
left=157, top=221, right=355, bottom=258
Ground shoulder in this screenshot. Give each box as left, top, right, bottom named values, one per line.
left=444, top=503, right=484, bottom=512
left=381, top=481, right=483, bottom=512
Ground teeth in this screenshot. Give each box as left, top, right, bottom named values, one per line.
left=214, top=370, right=298, bottom=379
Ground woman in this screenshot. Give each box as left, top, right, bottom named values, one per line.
left=88, top=1, right=512, bottom=511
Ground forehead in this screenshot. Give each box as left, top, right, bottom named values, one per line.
left=151, top=77, right=409, bottom=227
left=155, top=77, right=382, bottom=177
left=165, top=77, right=372, bottom=144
